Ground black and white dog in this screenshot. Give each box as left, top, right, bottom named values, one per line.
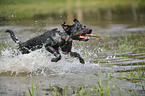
left=5, top=19, right=94, bottom=64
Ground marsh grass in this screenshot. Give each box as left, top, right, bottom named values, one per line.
left=117, top=32, right=145, bottom=57
left=28, top=63, right=144, bottom=96
left=28, top=81, right=39, bottom=96
left=28, top=81, right=124, bottom=96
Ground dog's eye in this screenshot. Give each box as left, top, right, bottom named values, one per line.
left=77, top=27, right=81, bottom=30
left=79, top=28, right=82, bottom=30
left=84, top=26, right=86, bottom=28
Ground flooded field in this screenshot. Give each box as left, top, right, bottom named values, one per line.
left=0, top=16, right=145, bottom=95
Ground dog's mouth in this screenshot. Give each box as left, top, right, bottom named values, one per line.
left=74, top=33, right=99, bottom=41
left=79, top=35, right=89, bottom=41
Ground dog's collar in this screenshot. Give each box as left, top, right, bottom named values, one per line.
left=56, top=28, right=72, bottom=42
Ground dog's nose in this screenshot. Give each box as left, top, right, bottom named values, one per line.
left=89, top=29, right=92, bottom=33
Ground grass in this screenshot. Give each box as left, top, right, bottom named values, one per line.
left=116, top=32, right=145, bottom=56
left=0, top=0, right=145, bottom=19
left=0, top=0, right=66, bottom=19
left=28, top=63, right=144, bottom=96
left=28, top=81, right=39, bottom=96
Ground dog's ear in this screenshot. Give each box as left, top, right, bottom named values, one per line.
left=61, top=22, right=66, bottom=26
left=61, top=22, right=71, bottom=32
left=73, top=19, right=80, bottom=23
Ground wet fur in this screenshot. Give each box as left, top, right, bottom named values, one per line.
left=5, top=19, right=92, bottom=64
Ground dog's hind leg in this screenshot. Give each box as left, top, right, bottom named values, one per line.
left=70, top=52, right=85, bottom=64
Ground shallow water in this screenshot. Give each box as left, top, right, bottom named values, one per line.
left=0, top=19, right=145, bottom=96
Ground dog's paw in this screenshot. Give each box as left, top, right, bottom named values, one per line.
left=79, top=58, right=85, bottom=64
left=51, top=58, right=60, bottom=62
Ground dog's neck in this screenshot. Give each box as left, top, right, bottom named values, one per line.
left=56, top=27, right=65, bottom=33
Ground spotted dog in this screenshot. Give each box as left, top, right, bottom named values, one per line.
left=5, top=19, right=99, bottom=64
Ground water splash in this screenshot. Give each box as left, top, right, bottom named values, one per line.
left=0, top=47, right=92, bottom=76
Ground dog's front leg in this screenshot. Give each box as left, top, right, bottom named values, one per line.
left=45, top=46, right=61, bottom=62
left=70, top=52, right=85, bottom=64
left=61, top=41, right=85, bottom=64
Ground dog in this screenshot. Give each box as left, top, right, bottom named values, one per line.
left=5, top=19, right=97, bottom=64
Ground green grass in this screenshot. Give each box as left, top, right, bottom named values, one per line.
left=28, top=81, right=39, bottom=96
left=116, top=32, right=145, bottom=56
left=28, top=63, right=144, bottom=96
left=0, top=0, right=145, bottom=19
left=0, top=0, right=66, bottom=19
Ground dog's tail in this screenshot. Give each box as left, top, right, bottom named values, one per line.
left=5, top=30, right=22, bottom=45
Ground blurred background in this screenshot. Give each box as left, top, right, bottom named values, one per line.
left=0, top=0, right=145, bottom=25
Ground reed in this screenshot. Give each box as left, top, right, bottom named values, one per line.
left=28, top=65, right=145, bottom=96
left=28, top=81, right=39, bottom=96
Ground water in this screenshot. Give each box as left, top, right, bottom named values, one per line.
left=0, top=18, right=145, bottom=95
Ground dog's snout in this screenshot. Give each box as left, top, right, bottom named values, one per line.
left=89, top=29, right=92, bottom=34
left=83, top=29, right=92, bottom=34
left=89, top=29, right=92, bottom=32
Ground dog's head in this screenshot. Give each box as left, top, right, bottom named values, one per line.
left=61, top=19, right=92, bottom=41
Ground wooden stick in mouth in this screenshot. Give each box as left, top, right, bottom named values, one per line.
left=85, top=34, right=99, bottom=37
left=74, top=33, right=100, bottom=38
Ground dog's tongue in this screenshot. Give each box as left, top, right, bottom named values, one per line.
left=79, top=36, right=88, bottom=39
